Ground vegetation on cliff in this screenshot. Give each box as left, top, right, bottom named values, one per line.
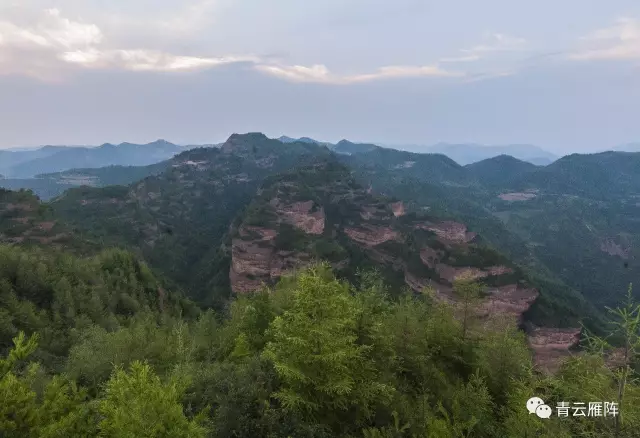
left=1, top=254, right=639, bottom=437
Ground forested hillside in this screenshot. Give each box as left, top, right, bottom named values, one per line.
left=1, top=248, right=639, bottom=436
left=42, top=135, right=588, bottom=329
left=51, top=134, right=332, bottom=307
left=0, top=149, right=176, bottom=201
left=2, top=132, right=640, bottom=436
left=339, top=148, right=640, bottom=310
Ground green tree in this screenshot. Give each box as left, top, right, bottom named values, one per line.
left=580, top=283, right=640, bottom=436
left=0, top=332, right=98, bottom=437
left=452, top=276, right=484, bottom=342
left=98, top=361, right=208, bottom=438
left=262, top=264, right=394, bottom=432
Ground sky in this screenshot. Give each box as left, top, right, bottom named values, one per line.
left=1, top=1, right=640, bottom=153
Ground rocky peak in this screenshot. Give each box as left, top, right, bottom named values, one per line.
left=221, top=133, right=270, bottom=154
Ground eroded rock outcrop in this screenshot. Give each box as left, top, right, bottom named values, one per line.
left=227, top=161, right=573, bottom=374
left=230, top=226, right=311, bottom=294
left=480, top=285, right=539, bottom=321
left=435, top=264, right=514, bottom=283
left=273, top=200, right=325, bottom=235
left=528, top=327, right=581, bottom=374
left=417, top=221, right=477, bottom=244
left=344, top=225, right=399, bottom=246
left=391, top=201, right=405, bottom=217
left=600, top=237, right=631, bottom=259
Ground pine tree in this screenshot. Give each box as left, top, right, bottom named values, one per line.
left=581, top=283, right=640, bottom=436
left=262, top=264, right=393, bottom=431
left=98, top=361, right=208, bottom=437
left=452, top=277, right=483, bottom=342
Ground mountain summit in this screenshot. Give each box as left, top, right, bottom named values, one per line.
left=428, top=143, right=558, bottom=165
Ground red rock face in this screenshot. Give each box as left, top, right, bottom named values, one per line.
left=391, top=201, right=405, bottom=217
left=344, top=225, right=399, bottom=246
left=275, top=200, right=325, bottom=235
left=230, top=199, right=325, bottom=293
left=230, top=227, right=312, bottom=294
left=498, top=192, right=537, bottom=201
left=479, top=284, right=539, bottom=322
left=528, top=327, right=581, bottom=374
left=417, top=221, right=477, bottom=244
left=600, top=237, right=630, bottom=259
left=37, top=221, right=56, bottom=232
left=487, top=266, right=512, bottom=276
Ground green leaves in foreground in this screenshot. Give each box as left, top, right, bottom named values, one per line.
left=99, top=361, right=207, bottom=438
left=262, top=265, right=394, bottom=428
left=0, top=332, right=208, bottom=438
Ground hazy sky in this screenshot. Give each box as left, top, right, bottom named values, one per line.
left=1, top=1, right=640, bottom=153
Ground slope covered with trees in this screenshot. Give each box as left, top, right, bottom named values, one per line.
left=1, top=253, right=639, bottom=437
left=340, top=148, right=640, bottom=311
left=51, top=133, right=332, bottom=307
left=2, top=132, right=640, bottom=436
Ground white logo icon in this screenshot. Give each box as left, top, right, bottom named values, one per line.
left=526, top=397, right=544, bottom=414
left=536, top=404, right=553, bottom=419
left=526, top=397, right=552, bottom=419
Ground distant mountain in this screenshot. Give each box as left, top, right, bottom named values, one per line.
left=610, top=143, right=640, bottom=153
left=277, top=135, right=332, bottom=147
left=332, top=139, right=380, bottom=155
left=338, top=147, right=475, bottom=190
left=341, top=144, right=640, bottom=313
left=47, top=135, right=552, bottom=334
left=428, top=143, right=558, bottom=165
left=3, top=132, right=636, bottom=321
left=465, top=155, right=538, bottom=187
left=52, top=133, right=332, bottom=306
left=506, top=151, right=640, bottom=200
left=229, top=159, right=538, bottom=321
left=0, top=146, right=76, bottom=176
left=1, top=140, right=183, bottom=178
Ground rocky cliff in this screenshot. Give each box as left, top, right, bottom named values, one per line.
left=527, top=327, right=582, bottom=374
left=0, top=189, right=73, bottom=247
left=231, top=164, right=529, bottom=310
left=228, top=160, right=581, bottom=372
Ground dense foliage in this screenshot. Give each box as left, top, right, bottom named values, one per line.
left=339, top=148, right=640, bottom=319
left=51, top=135, right=332, bottom=309
left=1, top=243, right=639, bottom=437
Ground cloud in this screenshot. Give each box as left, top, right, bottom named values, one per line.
left=0, top=8, right=105, bottom=79
left=438, top=32, right=526, bottom=67
left=101, top=0, right=222, bottom=38
left=435, top=32, right=527, bottom=81
left=61, top=49, right=259, bottom=72
left=0, top=8, right=102, bottom=49
left=0, top=7, right=464, bottom=84
left=460, top=33, right=527, bottom=56
left=253, top=63, right=463, bottom=84
left=569, top=18, right=640, bottom=61
left=0, top=7, right=256, bottom=78
left=463, top=70, right=516, bottom=83
left=439, top=55, right=481, bottom=63
left=0, top=6, right=468, bottom=84
left=158, top=0, right=220, bottom=33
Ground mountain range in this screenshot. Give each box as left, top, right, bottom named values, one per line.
left=2, top=132, right=638, bottom=321
left=276, top=136, right=559, bottom=165
left=0, top=137, right=559, bottom=202
left=426, top=143, right=558, bottom=165
left=1, top=134, right=566, bottom=337
left=0, top=140, right=185, bottom=178
left=4, top=131, right=640, bottom=436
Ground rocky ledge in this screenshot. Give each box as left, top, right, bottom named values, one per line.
left=527, top=327, right=582, bottom=374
